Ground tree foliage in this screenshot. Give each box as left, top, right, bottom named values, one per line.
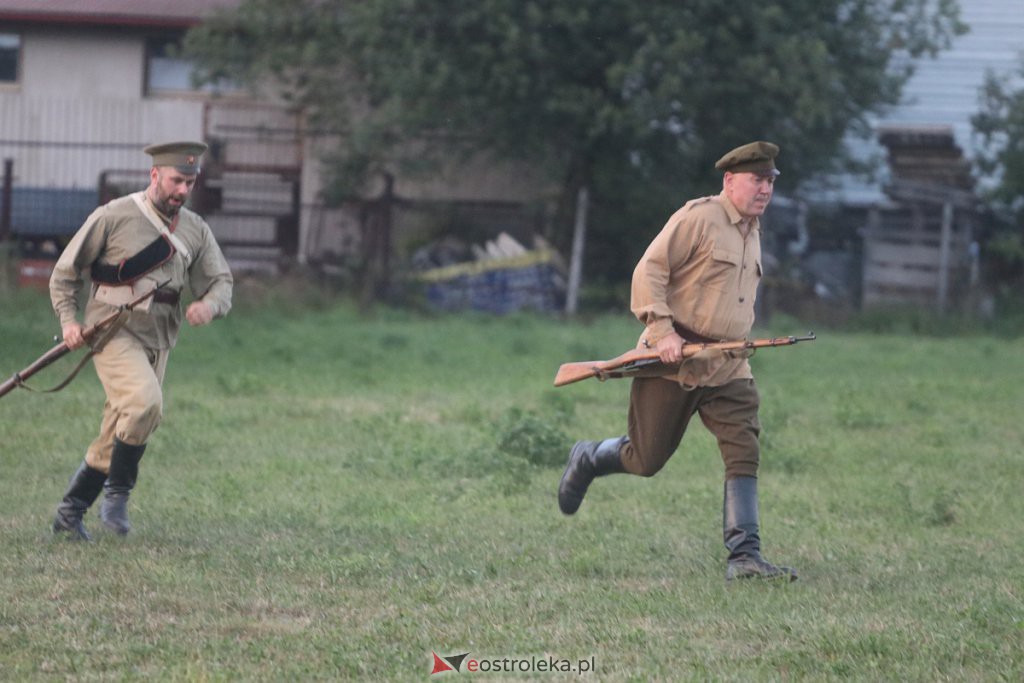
left=974, top=60, right=1024, bottom=222
left=186, top=0, right=964, bottom=279
left=972, top=58, right=1024, bottom=290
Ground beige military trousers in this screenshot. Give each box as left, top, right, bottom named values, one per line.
left=84, top=333, right=169, bottom=473
left=620, top=376, right=761, bottom=480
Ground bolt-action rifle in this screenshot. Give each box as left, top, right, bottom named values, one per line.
left=553, top=332, right=816, bottom=387
left=0, top=281, right=169, bottom=400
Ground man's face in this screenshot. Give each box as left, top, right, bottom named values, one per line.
left=149, top=167, right=197, bottom=215
left=724, top=171, right=775, bottom=218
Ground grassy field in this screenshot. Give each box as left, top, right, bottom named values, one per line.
left=1, top=274, right=1022, bottom=681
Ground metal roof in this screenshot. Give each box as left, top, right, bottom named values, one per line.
left=0, top=0, right=242, bottom=27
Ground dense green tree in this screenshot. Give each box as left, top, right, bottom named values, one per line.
left=187, top=0, right=964, bottom=285
left=973, top=58, right=1024, bottom=295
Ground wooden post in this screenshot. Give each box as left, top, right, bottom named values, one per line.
left=861, top=207, right=880, bottom=307
left=1, top=158, right=12, bottom=242
left=564, top=185, right=588, bottom=315
left=380, top=172, right=393, bottom=292
left=937, top=201, right=953, bottom=312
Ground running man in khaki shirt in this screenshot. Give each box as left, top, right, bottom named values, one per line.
left=50, top=141, right=233, bottom=541
left=558, top=141, right=797, bottom=582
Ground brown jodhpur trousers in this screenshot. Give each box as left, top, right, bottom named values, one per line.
left=620, top=376, right=761, bottom=480
left=84, top=334, right=169, bottom=473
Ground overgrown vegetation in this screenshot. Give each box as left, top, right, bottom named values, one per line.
left=1, top=279, right=1021, bottom=680
left=186, top=1, right=966, bottom=284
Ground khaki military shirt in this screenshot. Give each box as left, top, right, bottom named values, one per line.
left=50, top=192, right=233, bottom=350
left=630, top=192, right=762, bottom=387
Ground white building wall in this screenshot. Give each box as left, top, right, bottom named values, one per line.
left=21, top=27, right=143, bottom=99
left=878, top=0, right=1024, bottom=154
left=0, top=26, right=206, bottom=188
left=825, top=0, right=1024, bottom=204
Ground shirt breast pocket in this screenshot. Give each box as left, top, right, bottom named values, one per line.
left=703, top=247, right=741, bottom=291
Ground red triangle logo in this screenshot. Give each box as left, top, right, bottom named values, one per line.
left=431, top=651, right=454, bottom=675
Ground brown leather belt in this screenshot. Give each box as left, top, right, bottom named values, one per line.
left=152, top=289, right=181, bottom=306
left=673, top=322, right=720, bottom=344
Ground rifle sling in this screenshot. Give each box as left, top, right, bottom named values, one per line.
left=13, top=311, right=128, bottom=394
left=13, top=351, right=94, bottom=394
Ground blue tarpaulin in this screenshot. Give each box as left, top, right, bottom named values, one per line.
left=419, top=249, right=565, bottom=314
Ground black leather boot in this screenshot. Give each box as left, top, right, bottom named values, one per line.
left=558, top=436, right=627, bottom=515
left=723, top=476, right=797, bottom=581
left=99, top=439, right=146, bottom=535
left=53, top=461, right=107, bottom=541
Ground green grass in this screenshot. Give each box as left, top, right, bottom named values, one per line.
left=1, top=276, right=1022, bottom=681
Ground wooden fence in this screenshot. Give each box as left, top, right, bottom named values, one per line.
left=861, top=183, right=977, bottom=310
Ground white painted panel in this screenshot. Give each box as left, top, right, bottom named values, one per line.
left=864, top=263, right=939, bottom=288
left=22, top=27, right=143, bottom=99
left=866, top=242, right=945, bottom=268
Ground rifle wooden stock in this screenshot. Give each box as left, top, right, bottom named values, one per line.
left=0, top=281, right=168, bottom=400
left=553, top=332, right=816, bottom=387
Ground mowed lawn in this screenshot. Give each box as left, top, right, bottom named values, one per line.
left=1, top=277, right=1022, bottom=681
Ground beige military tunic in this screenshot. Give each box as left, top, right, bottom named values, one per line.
left=49, top=192, right=232, bottom=468
left=51, top=192, right=233, bottom=350
left=630, top=191, right=762, bottom=387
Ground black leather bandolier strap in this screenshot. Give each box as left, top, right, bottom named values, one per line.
left=90, top=234, right=175, bottom=285
left=673, top=321, right=721, bottom=344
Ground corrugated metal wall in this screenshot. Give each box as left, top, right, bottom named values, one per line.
left=0, top=96, right=203, bottom=187
left=879, top=0, right=1024, bottom=158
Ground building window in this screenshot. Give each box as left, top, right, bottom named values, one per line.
left=145, top=36, right=238, bottom=95
left=0, top=32, right=20, bottom=83
left=145, top=37, right=193, bottom=93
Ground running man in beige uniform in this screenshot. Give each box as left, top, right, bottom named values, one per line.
left=50, top=141, right=233, bottom=540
